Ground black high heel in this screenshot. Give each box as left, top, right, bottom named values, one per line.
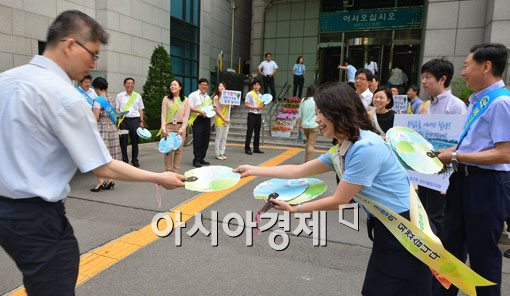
left=104, top=181, right=115, bottom=190
left=90, top=183, right=104, bottom=192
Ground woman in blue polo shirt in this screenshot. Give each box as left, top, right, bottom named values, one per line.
left=292, top=56, right=306, bottom=98
left=235, top=84, right=431, bottom=295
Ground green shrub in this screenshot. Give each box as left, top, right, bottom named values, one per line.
left=450, top=76, right=473, bottom=104
left=142, top=45, right=173, bottom=130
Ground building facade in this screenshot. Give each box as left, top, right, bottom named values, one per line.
left=250, top=0, right=510, bottom=97
left=0, top=0, right=252, bottom=96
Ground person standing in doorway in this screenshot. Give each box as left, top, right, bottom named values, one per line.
left=258, top=52, right=278, bottom=99
left=244, top=79, right=265, bottom=155
left=188, top=78, right=212, bottom=167
left=293, top=56, right=306, bottom=98
left=338, top=58, right=357, bottom=89
left=116, top=77, right=144, bottom=167
left=364, top=55, right=378, bottom=77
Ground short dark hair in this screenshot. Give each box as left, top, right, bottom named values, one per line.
left=355, top=69, right=374, bottom=82
left=46, top=10, right=108, bottom=47
left=421, top=58, right=454, bottom=88
left=374, top=87, right=394, bottom=109
left=344, top=58, right=352, bottom=65
left=92, top=77, right=108, bottom=91
left=81, top=74, right=92, bottom=82
left=296, top=56, right=303, bottom=64
left=251, top=78, right=262, bottom=88
left=265, top=52, right=272, bottom=57
left=305, top=85, right=317, bottom=98
left=124, top=77, right=135, bottom=84
left=198, top=78, right=209, bottom=85
left=408, top=85, right=419, bottom=93
left=470, top=43, right=508, bottom=77
left=314, top=83, right=376, bottom=142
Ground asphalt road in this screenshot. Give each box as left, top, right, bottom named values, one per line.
left=1, top=142, right=509, bottom=296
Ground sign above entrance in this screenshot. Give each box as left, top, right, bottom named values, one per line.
left=320, top=7, right=423, bottom=33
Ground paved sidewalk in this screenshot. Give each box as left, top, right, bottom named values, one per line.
left=1, top=142, right=509, bottom=295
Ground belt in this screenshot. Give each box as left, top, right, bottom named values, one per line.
left=455, top=164, right=494, bottom=176
left=168, top=122, right=183, bottom=124
left=0, top=195, right=59, bottom=205
left=125, top=117, right=140, bottom=120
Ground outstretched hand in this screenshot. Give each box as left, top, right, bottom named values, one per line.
left=233, top=165, right=255, bottom=178
left=266, top=198, right=293, bottom=212
left=159, top=172, right=185, bottom=189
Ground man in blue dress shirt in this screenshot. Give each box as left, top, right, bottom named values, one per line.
left=0, top=11, right=184, bottom=295
left=436, top=43, right=510, bottom=296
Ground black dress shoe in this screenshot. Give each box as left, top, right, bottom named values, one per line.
left=504, top=249, right=510, bottom=258
left=200, top=160, right=210, bottom=165
left=245, top=149, right=252, bottom=155
left=253, top=149, right=264, bottom=154
left=132, top=161, right=140, bottom=167
left=193, top=160, right=202, bottom=168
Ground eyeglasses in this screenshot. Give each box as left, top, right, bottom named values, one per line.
left=61, top=39, right=99, bottom=61
left=355, top=77, right=367, bottom=81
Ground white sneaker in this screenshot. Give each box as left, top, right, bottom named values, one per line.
left=221, top=154, right=227, bottom=159
left=216, top=155, right=224, bottom=160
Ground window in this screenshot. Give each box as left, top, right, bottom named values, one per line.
left=171, top=0, right=199, bottom=95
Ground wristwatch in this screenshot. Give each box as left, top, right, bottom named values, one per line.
left=451, top=151, right=458, bottom=169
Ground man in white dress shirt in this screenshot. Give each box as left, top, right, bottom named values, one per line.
left=0, top=10, right=184, bottom=295
left=258, top=52, right=278, bottom=99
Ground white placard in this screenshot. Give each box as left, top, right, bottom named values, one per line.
left=220, top=90, right=242, bottom=106
left=392, top=95, right=408, bottom=113
left=393, top=114, right=465, bottom=192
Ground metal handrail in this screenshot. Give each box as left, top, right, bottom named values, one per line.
left=261, top=81, right=291, bottom=144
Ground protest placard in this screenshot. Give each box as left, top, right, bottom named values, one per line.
left=220, top=90, right=242, bottom=106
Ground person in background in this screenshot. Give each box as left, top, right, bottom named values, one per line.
left=160, top=79, right=190, bottom=173
left=436, top=43, right=510, bottom=296
left=116, top=77, right=144, bottom=167
left=368, top=75, right=379, bottom=93
left=293, top=56, right=306, bottom=98
left=368, top=88, right=395, bottom=138
left=0, top=10, right=184, bottom=295
left=391, top=86, right=399, bottom=97
left=213, top=82, right=231, bottom=160
left=364, top=55, right=378, bottom=77
left=419, top=58, right=467, bottom=245
left=258, top=52, right=278, bottom=99
left=90, top=77, right=121, bottom=192
left=235, top=83, right=431, bottom=295
left=354, top=69, right=374, bottom=110
left=188, top=78, right=212, bottom=168
left=244, top=79, right=265, bottom=155
left=407, top=85, right=423, bottom=114
left=77, top=74, right=97, bottom=105
left=338, top=58, right=357, bottom=89
left=297, top=85, right=319, bottom=162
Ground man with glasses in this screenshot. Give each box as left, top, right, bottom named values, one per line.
left=188, top=78, right=212, bottom=167
left=0, top=10, right=184, bottom=295
left=354, top=69, right=374, bottom=110
left=116, top=77, right=145, bottom=167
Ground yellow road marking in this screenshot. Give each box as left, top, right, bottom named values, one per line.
left=226, top=142, right=326, bottom=153
left=8, top=148, right=302, bottom=296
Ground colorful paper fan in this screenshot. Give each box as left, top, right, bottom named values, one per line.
left=395, top=141, right=444, bottom=174
left=386, top=126, right=443, bottom=174
left=261, top=94, right=273, bottom=105
left=202, top=105, right=216, bottom=118
left=253, top=178, right=309, bottom=201
left=288, top=178, right=327, bottom=205
left=136, top=127, right=152, bottom=139
left=184, top=166, right=240, bottom=192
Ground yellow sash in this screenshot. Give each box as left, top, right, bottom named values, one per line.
left=328, top=143, right=495, bottom=295
left=188, top=96, right=212, bottom=126
left=117, top=91, right=139, bottom=126
left=215, top=104, right=230, bottom=126
left=250, top=90, right=263, bottom=107
left=157, top=97, right=183, bottom=137
left=419, top=100, right=431, bottom=114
